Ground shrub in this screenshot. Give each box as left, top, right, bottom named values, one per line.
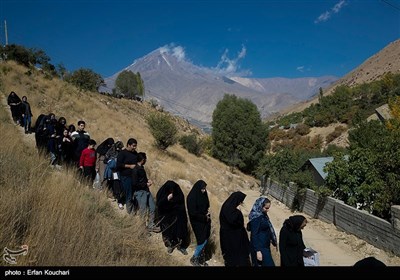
left=146, top=112, right=177, bottom=150
left=326, top=125, right=346, bottom=143
left=179, top=134, right=203, bottom=156
left=295, top=123, right=311, bottom=136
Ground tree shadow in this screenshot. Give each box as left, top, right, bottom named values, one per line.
left=203, top=236, right=218, bottom=263
left=291, top=187, right=306, bottom=212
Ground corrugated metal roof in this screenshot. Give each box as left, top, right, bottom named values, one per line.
left=375, top=104, right=392, bottom=121
left=308, top=157, right=334, bottom=179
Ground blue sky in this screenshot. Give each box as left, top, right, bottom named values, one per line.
left=1, top=0, right=399, bottom=79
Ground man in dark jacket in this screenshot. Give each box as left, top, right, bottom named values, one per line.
left=70, top=120, right=90, bottom=167
left=116, top=138, right=138, bottom=212
left=21, top=96, right=33, bottom=134
left=132, top=152, right=159, bottom=232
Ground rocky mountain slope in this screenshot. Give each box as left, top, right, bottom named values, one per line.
left=278, top=38, right=400, bottom=116
left=100, top=46, right=337, bottom=131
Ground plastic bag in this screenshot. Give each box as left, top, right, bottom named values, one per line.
left=93, top=172, right=101, bottom=189
left=303, top=248, right=320, bottom=266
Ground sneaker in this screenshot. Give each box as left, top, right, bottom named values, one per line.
left=167, top=246, right=175, bottom=254
left=177, top=247, right=188, bottom=255
left=147, top=226, right=161, bottom=233
left=118, top=203, right=124, bottom=210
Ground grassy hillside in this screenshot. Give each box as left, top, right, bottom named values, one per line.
left=0, top=61, right=258, bottom=265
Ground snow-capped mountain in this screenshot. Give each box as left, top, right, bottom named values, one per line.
left=100, top=46, right=337, bottom=131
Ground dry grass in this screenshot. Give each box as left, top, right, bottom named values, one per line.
left=0, top=61, right=258, bottom=266
left=0, top=104, right=182, bottom=266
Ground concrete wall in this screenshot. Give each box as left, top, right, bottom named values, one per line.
left=263, top=179, right=400, bottom=256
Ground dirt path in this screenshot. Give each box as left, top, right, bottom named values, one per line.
left=3, top=96, right=399, bottom=267
left=241, top=188, right=400, bottom=266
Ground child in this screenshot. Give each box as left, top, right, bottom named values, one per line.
left=79, top=139, right=97, bottom=184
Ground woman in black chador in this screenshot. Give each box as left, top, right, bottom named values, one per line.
left=7, top=91, right=22, bottom=125
left=219, top=191, right=250, bottom=266
left=187, top=180, right=211, bottom=266
left=279, top=215, right=307, bottom=266
left=156, top=180, right=190, bottom=255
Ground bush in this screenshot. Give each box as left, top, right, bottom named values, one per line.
left=146, top=112, right=177, bottom=150
left=179, top=134, right=203, bottom=156
left=65, top=68, right=104, bottom=92
left=295, top=123, right=311, bottom=136
left=326, top=125, right=346, bottom=143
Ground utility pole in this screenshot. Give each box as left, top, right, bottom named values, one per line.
left=4, top=20, right=8, bottom=45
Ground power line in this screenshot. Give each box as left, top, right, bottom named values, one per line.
left=146, top=88, right=212, bottom=118
left=100, top=83, right=212, bottom=119
left=381, top=0, right=400, bottom=11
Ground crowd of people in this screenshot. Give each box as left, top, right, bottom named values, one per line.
left=7, top=90, right=382, bottom=267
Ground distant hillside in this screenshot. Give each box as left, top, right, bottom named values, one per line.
left=230, top=76, right=337, bottom=100
left=100, top=46, right=337, bottom=132
left=327, top=39, right=400, bottom=91
left=278, top=39, right=400, bottom=117
left=266, top=39, right=400, bottom=152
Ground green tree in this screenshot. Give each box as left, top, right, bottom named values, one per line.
left=146, top=112, right=178, bottom=150
left=114, top=70, right=145, bottom=99
left=1, top=44, right=57, bottom=77
left=65, top=68, right=104, bottom=92
left=318, top=87, right=323, bottom=104
left=326, top=120, right=400, bottom=220
left=211, top=94, right=268, bottom=174
left=325, top=152, right=359, bottom=206
left=136, top=72, right=145, bottom=98
left=2, top=44, right=35, bottom=67
left=115, top=70, right=137, bottom=98
left=32, top=48, right=51, bottom=67
left=256, top=147, right=312, bottom=184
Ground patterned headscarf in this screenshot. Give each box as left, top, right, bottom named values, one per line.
left=249, top=197, right=268, bottom=222
left=248, top=197, right=277, bottom=246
